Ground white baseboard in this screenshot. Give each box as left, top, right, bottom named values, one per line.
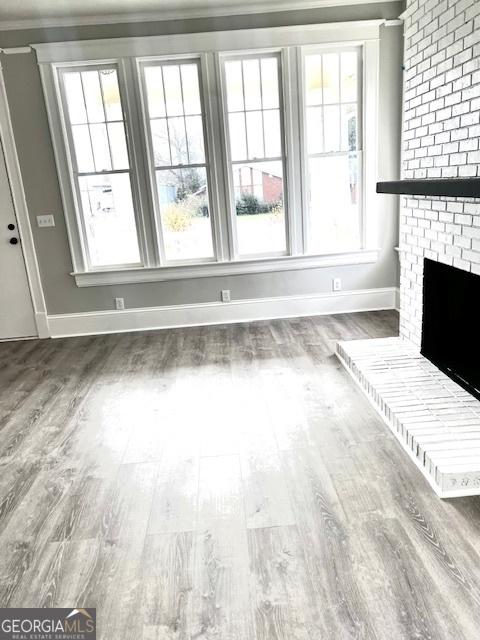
left=35, top=312, right=50, bottom=339
left=394, top=286, right=400, bottom=312
left=46, top=286, right=398, bottom=338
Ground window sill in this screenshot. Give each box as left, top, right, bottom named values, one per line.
left=72, top=249, right=379, bottom=287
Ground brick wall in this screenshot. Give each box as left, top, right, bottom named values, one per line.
left=400, top=0, right=480, bottom=346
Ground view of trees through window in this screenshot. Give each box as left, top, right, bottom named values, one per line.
left=224, top=55, right=287, bottom=256
left=143, top=62, right=214, bottom=262
left=57, top=44, right=365, bottom=272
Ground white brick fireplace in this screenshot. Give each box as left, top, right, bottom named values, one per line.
left=337, top=0, right=480, bottom=497
left=400, top=0, right=480, bottom=346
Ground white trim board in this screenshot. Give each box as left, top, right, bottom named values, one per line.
left=0, top=0, right=400, bottom=32
left=73, top=250, right=380, bottom=287
left=47, top=286, right=398, bottom=338
left=0, top=62, right=48, bottom=338
left=32, top=20, right=383, bottom=62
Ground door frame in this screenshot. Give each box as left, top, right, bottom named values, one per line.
left=0, top=56, right=48, bottom=339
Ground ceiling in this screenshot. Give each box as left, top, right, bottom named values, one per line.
left=0, top=0, right=398, bottom=30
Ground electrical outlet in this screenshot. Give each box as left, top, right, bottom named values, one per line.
left=115, top=297, right=125, bottom=310
left=37, top=214, right=55, bottom=228
left=332, top=277, right=342, bottom=292
left=221, top=289, right=231, bottom=303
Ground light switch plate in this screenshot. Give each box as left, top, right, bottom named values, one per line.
left=37, top=214, right=55, bottom=228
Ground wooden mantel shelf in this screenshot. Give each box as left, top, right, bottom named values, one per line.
left=376, top=178, right=480, bottom=198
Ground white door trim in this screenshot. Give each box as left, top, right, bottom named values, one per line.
left=0, top=60, right=48, bottom=338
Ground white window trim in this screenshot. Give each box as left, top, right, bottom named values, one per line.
left=298, top=43, right=365, bottom=254
left=72, top=249, right=379, bottom=286
left=217, top=49, right=290, bottom=260
left=136, top=55, right=221, bottom=266
left=34, top=20, right=381, bottom=287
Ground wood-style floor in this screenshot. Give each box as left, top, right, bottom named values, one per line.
left=2, top=311, right=480, bottom=639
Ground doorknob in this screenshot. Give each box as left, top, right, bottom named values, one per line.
left=9, top=237, right=19, bottom=245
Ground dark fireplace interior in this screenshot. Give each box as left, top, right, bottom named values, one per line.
left=421, top=258, right=480, bottom=400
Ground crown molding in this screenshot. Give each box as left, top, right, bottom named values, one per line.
left=0, top=0, right=400, bottom=32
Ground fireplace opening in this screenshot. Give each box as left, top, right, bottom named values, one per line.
left=421, top=258, right=480, bottom=400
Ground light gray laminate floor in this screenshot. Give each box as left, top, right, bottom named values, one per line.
left=1, top=311, right=480, bottom=639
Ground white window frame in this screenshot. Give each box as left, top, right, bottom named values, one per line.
left=34, top=20, right=381, bottom=287
left=55, top=61, right=147, bottom=270
left=218, top=49, right=290, bottom=260
left=136, top=55, right=221, bottom=266
left=299, top=43, right=365, bottom=254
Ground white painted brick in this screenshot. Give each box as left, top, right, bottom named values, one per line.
left=454, top=234, right=472, bottom=248
left=459, top=164, right=478, bottom=176
left=400, top=0, right=480, bottom=344
left=462, top=249, right=480, bottom=264
left=454, top=213, right=473, bottom=226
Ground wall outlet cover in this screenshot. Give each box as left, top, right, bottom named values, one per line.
left=115, top=297, right=125, bottom=310
left=37, top=214, right=55, bottom=228
left=221, top=289, right=231, bottom=303
left=332, top=278, right=342, bottom=292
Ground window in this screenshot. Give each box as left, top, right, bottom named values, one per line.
left=303, top=48, right=362, bottom=253
left=141, top=60, right=215, bottom=263
left=39, top=23, right=379, bottom=285
left=59, top=65, right=141, bottom=268
left=222, top=54, right=287, bottom=257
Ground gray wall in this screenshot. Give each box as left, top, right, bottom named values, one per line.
left=0, top=2, right=404, bottom=315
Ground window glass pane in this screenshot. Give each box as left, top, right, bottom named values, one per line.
left=246, top=111, right=264, bottom=159
left=89, top=123, right=112, bottom=171
left=261, top=58, right=279, bottom=109
left=100, top=69, right=123, bottom=121
left=82, top=71, right=105, bottom=123
left=151, top=119, right=171, bottom=166
left=79, top=173, right=140, bottom=266
left=323, top=106, right=340, bottom=153
left=234, top=160, right=286, bottom=255
left=341, top=105, right=357, bottom=152
left=143, top=61, right=214, bottom=262
left=304, top=48, right=361, bottom=255
left=145, top=62, right=207, bottom=168
left=307, top=154, right=361, bottom=253
left=225, top=55, right=285, bottom=257
left=168, top=116, right=188, bottom=165
left=144, top=67, right=166, bottom=118
left=225, top=61, right=244, bottom=112
left=306, top=107, right=323, bottom=155
left=228, top=113, right=247, bottom=161
left=63, top=73, right=87, bottom=124
left=322, top=53, right=340, bottom=104
left=263, top=109, right=281, bottom=158
left=243, top=59, right=262, bottom=110
left=108, top=122, right=129, bottom=170
left=163, top=65, right=184, bottom=116
left=156, top=167, right=213, bottom=261
left=181, top=64, right=202, bottom=115
left=72, top=124, right=94, bottom=172
left=185, top=115, right=205, bottom=164
left=341, top=51, right=358, bottom=103
left=225, top=55, right=282, bottom=165
left=305, top=54, right=323, bottom=106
